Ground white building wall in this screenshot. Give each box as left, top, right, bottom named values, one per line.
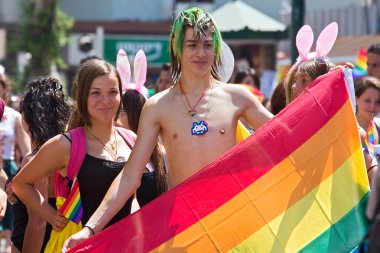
left=57, top=0, right=174, bottom=21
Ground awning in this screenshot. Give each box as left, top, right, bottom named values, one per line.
left=211, top=0, right=287, bottom=41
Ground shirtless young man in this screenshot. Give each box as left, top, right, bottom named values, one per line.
left=63, top=7, right=273, bottom=250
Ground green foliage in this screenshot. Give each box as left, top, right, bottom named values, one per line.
left=16, top=0, right=74, bottom=75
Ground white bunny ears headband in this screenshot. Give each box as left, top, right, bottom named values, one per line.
left=296, top=22, right=338, bottom=65
left=116, top=49, right=148, bottom=97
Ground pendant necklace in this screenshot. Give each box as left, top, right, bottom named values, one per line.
left=179, top=80, right=209, bottom=117
left=179, top=80, right=214, bottom=136
left=86, top=128, right=126, bottom=162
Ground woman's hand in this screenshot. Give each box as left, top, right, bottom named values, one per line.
left=330, top=62, right=354, bottom=71
left=0, top=189, right=7, bottom=220
left=62, top=227, right=93, bottom=252
left=50, top=211, right=69, bottom=231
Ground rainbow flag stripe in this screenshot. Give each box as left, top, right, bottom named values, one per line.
left=59, top=180, right=83, bottom=224
left=353, top=48, right=368, bottom=78
left=69, top=69, right=369, bottom=252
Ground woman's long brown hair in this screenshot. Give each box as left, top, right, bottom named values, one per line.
left=122, top=89, right=167, bottom=194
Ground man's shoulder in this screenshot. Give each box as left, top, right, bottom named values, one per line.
left=151, top=87, right=177, bottom=100
left=146, top=88, right=176, bottom=108
left=214, top=82, right=251, bottom=95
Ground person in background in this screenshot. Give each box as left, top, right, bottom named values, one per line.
left=155, top=63, right=171, bottom=93
left=0, top=169, right=7, bottom=222
left=367, top=43, right=380, bottom=80
left=355, top=76, right=380, bottom=145
left=0, top=98, right=8, bottom=222
left=290, top=58, right=333, bottom=102
left=268, top=82, right=286, bottom=115
left=354, top=76, right=380, bottom=182
left=118, top=89, right=166, bottom=207
left=0, top=74, right=31, bottom=252
left=233, top=68, right=265, bottom=130
left=284, top=64, right=298, bottom=105
left=234, top=68, right=261, bottom=91
left=8, top=77, right=71, bottom=253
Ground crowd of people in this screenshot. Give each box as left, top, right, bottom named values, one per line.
left=0, top=6, right=377, bottom=252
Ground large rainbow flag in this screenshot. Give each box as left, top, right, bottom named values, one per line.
left=69, top=69, right=369, bottom=253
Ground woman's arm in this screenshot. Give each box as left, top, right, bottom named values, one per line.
left=22, top=176, right=49, bottom=253
left=12, top=134, right=70, bottom=230
left=15, top=112, right=31, bottom=158
left=0, top=169, right=7, bottom=220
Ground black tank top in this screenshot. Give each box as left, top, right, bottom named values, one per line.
left=136, top=171, right=158, bottom=207
left=77, top=154, right=133, bottom=227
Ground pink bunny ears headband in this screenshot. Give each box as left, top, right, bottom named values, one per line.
left=296, top=22, right=338, bottom=64
left=116, top=49, right=148, bottom=97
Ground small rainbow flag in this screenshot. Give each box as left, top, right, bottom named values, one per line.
left=69, top=69, right=369, bottom=252
left=363, top=119, right=375, bottom=157
left=59, top=179, right=83, bottom=224
left=353, top=48, right=368, bottom=78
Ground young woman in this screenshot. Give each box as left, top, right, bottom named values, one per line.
left=12, top=59, right=165, bottom=248
left=355, top=76, right=380, bottom=182
left=355, top=76, right=380, bottom=143
left=8, top=77, right=71, bottom=253
left=290, top=58, right=333, bottom=102
left=0, top=74, right=31, bottom=250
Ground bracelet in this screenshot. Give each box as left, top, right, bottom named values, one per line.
left=84, top=225, right=95, bottom=236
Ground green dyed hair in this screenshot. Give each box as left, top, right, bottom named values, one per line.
left=170, top=7, right=223, bottom=84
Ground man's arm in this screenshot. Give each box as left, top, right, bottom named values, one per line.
left=237, top=86, right=274, bottom=130
left=63, top=99, right=162, bottom=251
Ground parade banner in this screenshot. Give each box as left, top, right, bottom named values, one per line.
left=69, top=69, right=369, bottom=253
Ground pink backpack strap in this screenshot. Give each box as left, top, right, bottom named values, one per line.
left=115, top=127, right=135, bottom=147
left=67, top=127, right=87, bottom=180
left=54, top=127, right=86, bottom=197
left=115, top=127, right=154, bottom=172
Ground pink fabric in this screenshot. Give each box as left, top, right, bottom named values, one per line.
left=0, top=99, right=5, bottom=119
left=115, top=127, right=135, bottom=147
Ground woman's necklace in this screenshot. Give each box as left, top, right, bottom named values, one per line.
left=86, top=128, right=125, bottom=162
left=179, top=81, right=214, bottom=136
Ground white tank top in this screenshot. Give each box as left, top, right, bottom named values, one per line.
left=0, top=106, right=18, bottom=160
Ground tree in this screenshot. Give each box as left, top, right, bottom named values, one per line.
left=16, top=0, right=74, bottom=77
